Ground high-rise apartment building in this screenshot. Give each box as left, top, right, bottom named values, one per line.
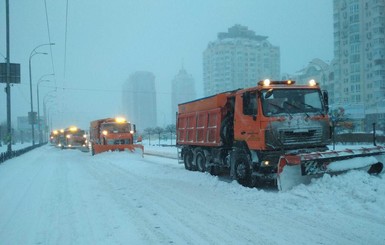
left=122, top=71, right=157, bottom=131
left=333, top=0, right=385, bottom=130
left=171, top=67, right=196, bottom=120
left=203, top=24, right=280, bottom=96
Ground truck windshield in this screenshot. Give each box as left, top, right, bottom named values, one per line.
left=69, top=130, right=85, bottom=137
left=261, top=89, right=324, bottom=117
left=101, top=123, right=130, bottom=133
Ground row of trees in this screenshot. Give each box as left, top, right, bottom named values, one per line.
left=0, top=122, right=42, bottom=146
left=330, top=107, right=354, bottom=133
left=0, top=107, right=381, bottom=147
left=330, top=106, right=385, bottom=134
left=0, top=122, right=23, bottom=146
left=138, top=108, right=377, bottom=146
left=140, top=124, right=176, bottom=146
left=137, top=107, right=354, bottom=146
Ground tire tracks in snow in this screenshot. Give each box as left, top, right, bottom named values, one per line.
left=84, top=155, right=238, bottom=244
left=84, top=154, right=280, bottom=244
left=83, top=156, right=176, bottom=244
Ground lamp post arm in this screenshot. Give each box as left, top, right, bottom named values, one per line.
left=28, top=43, right=55, bottom=145
left=29, top=43, right=55, bottom=57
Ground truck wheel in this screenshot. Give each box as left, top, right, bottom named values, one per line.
left=183, top=150, right=193, bottom=171
left=91, top=144, right=95, bottom=156
left=195, top=150, right=206, bottom=172
left=209, top=166, right=219, bottom=176
left=233, top=153, right=251, bottom=186
left=220, top=116, right=233, bottom=145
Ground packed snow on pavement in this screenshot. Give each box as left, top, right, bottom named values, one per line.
left=0, top=143, right=385, bottom=244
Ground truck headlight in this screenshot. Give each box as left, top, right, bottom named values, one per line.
left=261, top=160, right=270, bottom=167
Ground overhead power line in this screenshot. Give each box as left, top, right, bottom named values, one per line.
left=43, top=0, right=57, bottom=89
left=40, top=84, right=175, bottom=95
left=64, top=0, right=69, bottom=79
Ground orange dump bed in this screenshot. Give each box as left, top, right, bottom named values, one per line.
left=178, top=93, right=229, bottom=113
left=177, top=93, right=232, bottom=147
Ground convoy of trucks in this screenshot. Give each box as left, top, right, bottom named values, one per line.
left=176, top=79, right=384, bottom=189
left=45, top=79, right=384, bottom=190
left=50, top=127, right=87, bottom=150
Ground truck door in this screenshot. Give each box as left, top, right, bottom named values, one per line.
left=234, top=91, right=261, bottom=149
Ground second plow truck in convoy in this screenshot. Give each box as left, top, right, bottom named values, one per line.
left=89, top=117, right=143, bottom=156
left=62, top=126, right=88, bottom=151
left=50, top=127, right=88, bottom=151
left=176, top=79, right=385, bottom=190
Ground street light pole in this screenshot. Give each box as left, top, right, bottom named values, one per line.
left=29, top=52, right=46, bottom=145
left=28, top=43, right=55, bottom=145
left=43, top=95, right=55, bottom=141
left=5, top=0, right=12, bottom=153
left=37, top=74, right=54, bottom=143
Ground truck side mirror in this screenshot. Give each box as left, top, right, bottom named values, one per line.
left=264, top=89, right=273, bottom=99
left=323, top=90, right=329, bottom=113
left=133, top=124, right=136, bottom=133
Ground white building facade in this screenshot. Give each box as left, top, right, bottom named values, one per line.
left=333, top=0, right=385, bottom=131
left=203, top=24, right=280, bottom=96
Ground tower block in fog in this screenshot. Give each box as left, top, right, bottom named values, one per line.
left=122, top=71, right=157, bottom=131
left=171, top=67, right=196, bottom=119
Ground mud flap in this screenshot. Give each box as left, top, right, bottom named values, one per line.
left=79, top=146, right=90, bottom=152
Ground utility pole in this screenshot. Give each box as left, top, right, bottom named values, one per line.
left=28, top=43, right=53, bottom=145
left=5, top=0, right=12, bottom=153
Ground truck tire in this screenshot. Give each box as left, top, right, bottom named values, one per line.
left=183, top=150, right=194, bottom=171
left=231, top=151, right=251, bottom=186
left=195, top=150, right=206, bottom=172
left=91, top=143, right=95, bottom=156
left=220, top=116, right=233, bottom=145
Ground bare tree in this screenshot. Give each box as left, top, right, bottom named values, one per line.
left=165, top=124, right=176, bottom=145
left=143, top=127, right=154, bottom=146
left=153, top=127, right=164, bottom=146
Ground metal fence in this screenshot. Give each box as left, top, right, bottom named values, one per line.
left=0, top=143, right=46, bottom=164
left=335, top=133, right=384, bottom=145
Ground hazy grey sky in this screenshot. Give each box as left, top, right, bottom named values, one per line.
left=0, top=0, right=333, bottom=130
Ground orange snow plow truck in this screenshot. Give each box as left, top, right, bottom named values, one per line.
left=89, top=117, right=143, bottom=156
left=176, top=80, right=384, bottom=190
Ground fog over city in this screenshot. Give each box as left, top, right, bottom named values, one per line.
left=3, top=3, right=385, bottom=244
left=0, top=0, right=333, bottom=131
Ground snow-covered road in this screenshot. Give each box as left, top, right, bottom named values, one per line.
left=0, top=145, right=385, bottom=244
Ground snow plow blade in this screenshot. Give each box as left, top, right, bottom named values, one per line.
left=91, top=144, right=144, bottom=157
left=277, top=146, right=385, bottom=191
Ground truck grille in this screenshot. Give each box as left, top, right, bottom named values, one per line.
left=279, top=127, right=322, bottom=145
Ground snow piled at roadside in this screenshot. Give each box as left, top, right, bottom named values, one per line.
left=152, top=143, right=385, bottom=233
left=145, top=143, right=385, bottom=213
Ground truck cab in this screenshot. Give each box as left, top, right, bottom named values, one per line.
left=234, top=79, right=330, bottom=152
